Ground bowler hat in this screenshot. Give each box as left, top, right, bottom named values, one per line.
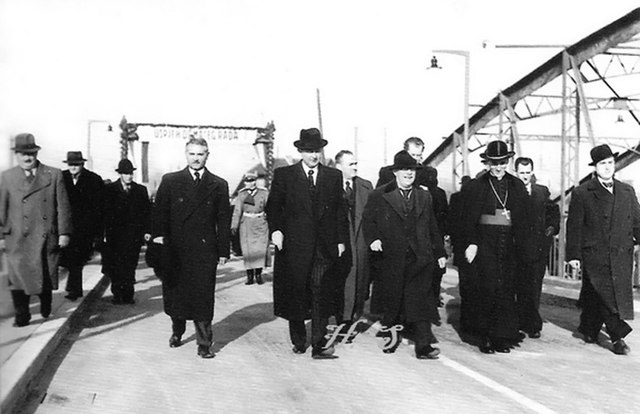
left=63, top=151, right=87, bottom=165
left=391, top=150, right=421, bottom=171
left=589, top=144, right=618, bottom=166
left=12, top=133, right=41, bottom=153
left=480, top=140, right=515, bottom=161
left=293, top=128, right=327, bottom=151
left=115, top=159, right=136, bottom=174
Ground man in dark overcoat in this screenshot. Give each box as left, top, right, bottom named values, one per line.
left=152, top=137, right=231, bottom=359
left=266, top=128, right=349, bottom=359
left=102, top=159, right=151, bottom=305
left=447, top=175, right=481, bottom=334
left=0, top=133, right=71, bottom=327
left=60, top=151, right=104, bottom=301
left=461, top=140, right=531, bottom=354
left=514, top=157, right=560, bottom=339
left=566, top=144, right=640, bottom=355
left=363, top=150, right=447, bottom=359
left=332, top=150, right=373, bottom=325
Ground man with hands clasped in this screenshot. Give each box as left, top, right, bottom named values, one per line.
left=363, top=150, right=447, bottom=360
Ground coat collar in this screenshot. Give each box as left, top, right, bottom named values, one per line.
left=381, top=181, right=427, bottom=219
left=24, top=164, right=52, bottom=198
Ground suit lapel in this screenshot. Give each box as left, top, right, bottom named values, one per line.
left=180, top=169, right=218, bottom=223
left=415, top=187, right=426, bottom=218
left=353, top=177, right=369, bottom=234
left=24, top=166, right=52, bottom=198
left=382, top=182, right=406, bottom=219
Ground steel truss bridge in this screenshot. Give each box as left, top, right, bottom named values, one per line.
left=424, top=7, right=640, bottom=277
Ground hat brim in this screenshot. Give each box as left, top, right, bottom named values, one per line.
left=391, top=164, right=423, bottom=171
left=12, top=146, right=41, bottom=153
left=116, top=168, right=136, bottom=173
left=294, top=139, right=328, bottom=150
left=63, top=159, right=87, bottom=164
left=588, top=152, right=618, bottom=166
left=480, top=151, right=515, bottom=161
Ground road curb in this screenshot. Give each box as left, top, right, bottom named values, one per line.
left=0, top=273, right=109, bottom=414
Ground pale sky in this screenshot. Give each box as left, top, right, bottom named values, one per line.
left=1, top=0, right=638, bottom=187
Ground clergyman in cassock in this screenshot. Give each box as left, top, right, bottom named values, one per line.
left=331, top=150, right=373, bottom=326
left=363, top=150, right=447, bottom=360
left=231, top=171, right=270, bottom=285
left=152, top=137, right=231, bottom=359
left=461, top=140, right=531, bottom=354
left=266, top=128, right=349, bottom=359
left=566, top=144, right=640, bottom=355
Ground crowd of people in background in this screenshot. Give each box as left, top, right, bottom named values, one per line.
left=1, top=130, right=639, bottom=360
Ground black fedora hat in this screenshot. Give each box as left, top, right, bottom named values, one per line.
left=293, top=128, right=327, bottom=151
left=391, top=150, right=421, bottom=171
left=589, top=144, right=618, bottom=166
left=115, top=159, right=136, bottom=174
left=12, top=133, right=41, bottom=153
left=63, top=151, right=87, bottom=165
left=480, top=140, right=515, bottom=161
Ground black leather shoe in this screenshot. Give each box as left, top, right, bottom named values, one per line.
left=612, top=339, right=630, bottom=355
left=65, top=293, right=82, bottom=301
left=528, top=331, right=541, bottom=339
left=197, top=346, right=215, bottom=359
left=479, top=338, right=495, bottom=354
left=582, top=333, right=597, bottom=344
left=312, top=345, right=337, bottom=359
left=13, top=319, right=30, bottom=327
left=40, top=299, right=51, bottom=318
left=255, top=274, right=264, bottom=285
left=292, top=344, right=306, bottom=354
left=493, top=340, right=511, bottom=353
left=416, top=345, right=440, bottom=360
left=169, top=335, right=182, bottom=348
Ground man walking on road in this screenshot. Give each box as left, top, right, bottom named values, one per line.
left=363, top=150, right=447, bottom=359
left=60, top=151, right=104, bottom=301
left=514, top=157, right=559, bottom=339
left=566, top=144, right=640, bottom=355
left=331, top=150, right=373, bottom=326
left=266, top=128, right=349, bottom=359
left=0, top=133, right=72, bottom=327
left=152, top=137, right=231, bottom=359
left=102, top=159, right=151, bottom=305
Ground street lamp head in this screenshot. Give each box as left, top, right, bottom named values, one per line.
left=428, top=56, right=441, bottom=69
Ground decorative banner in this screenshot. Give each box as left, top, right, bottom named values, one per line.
left=136, top=124, right=261, bottom=143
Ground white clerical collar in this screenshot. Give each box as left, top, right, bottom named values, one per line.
left=189, top=167, right=207, bottom=180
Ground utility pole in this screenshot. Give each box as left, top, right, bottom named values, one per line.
left=316, top=88, right=326, bottom=163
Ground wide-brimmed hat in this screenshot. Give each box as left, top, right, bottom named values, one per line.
left=63, top=151, right=87, bottom=165
left=480, top=140, right=515, bottom=161
left=391, top=150, right=421, bottom=171
left=115, top=159, right=136, bottom=174
left=589, top=144, right=618, bottom=166
left=293, top=128, right=327, bottom=151
left=12, top=133, right=41, bottom=153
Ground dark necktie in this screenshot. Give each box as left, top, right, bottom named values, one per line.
left=400, top=188, right=411, bottom=200
left=124, top=184, right=130, bottom=193
left=344, top=181, right=353, bottom=198
left=602, top=181, right=613, bottom=189
left=26, top=170, right=35, bottom=184
left=308, top=170, right=315, bottom=189
left=194, top=171, right=201, bottom=186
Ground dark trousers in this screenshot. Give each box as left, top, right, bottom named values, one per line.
left=516, top=259, right=546, bottom=334
left=11, top=276, right=52, bottom=324
left=578, top=277, right=632, bottom=342
left=289, top=259, right=331, bottom=349
left=65, top=265, right=84, bottom=297
left=109, top=253, right=139, bottom=302
left=171, top=317, right=213, bottom=348
left=411, top=320, right=434, bottom=349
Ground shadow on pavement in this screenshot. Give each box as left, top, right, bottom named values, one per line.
left=193, top=302, right=276, bottom=353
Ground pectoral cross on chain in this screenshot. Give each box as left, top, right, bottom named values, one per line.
left=501, top=209, right=511, bottom=220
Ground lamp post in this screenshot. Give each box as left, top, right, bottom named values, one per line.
left=430, top=50, right=471, bottom=181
